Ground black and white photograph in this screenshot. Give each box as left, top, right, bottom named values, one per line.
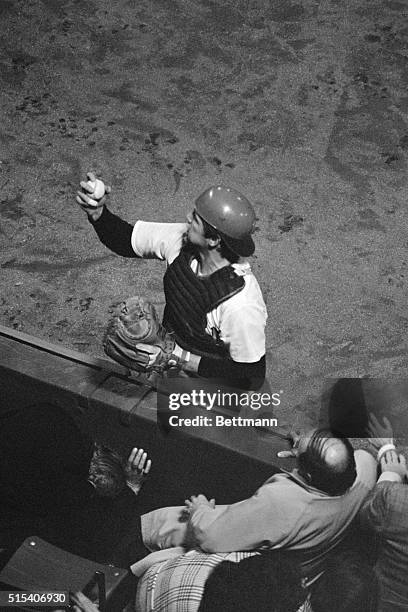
left=1, top=0, right=408, bottom=610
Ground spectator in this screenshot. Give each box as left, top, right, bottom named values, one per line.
left=359, top=413, right=408, bottom=611
left=198, top=551, right=308, bottom=612
left=130, top=548, right=308, bottom=612
left=0, top=401, right=151, bottom=564
left=139, top=428, right=377, bottom=584
left=310, top=550, right=378, bottom=611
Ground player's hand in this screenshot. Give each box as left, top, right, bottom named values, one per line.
left=380, top=450, right=407, bottom=480
left=125, top=447, right=152, bottom=495
left=367, top=413, right=394, bottom=451
left=76, top=172, right=111, bottom=222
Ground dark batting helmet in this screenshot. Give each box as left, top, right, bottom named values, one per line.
left=195, top=186, right=256, bottom=256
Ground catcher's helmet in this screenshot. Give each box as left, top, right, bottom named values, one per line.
left=195, top=185, right=256, bottom=256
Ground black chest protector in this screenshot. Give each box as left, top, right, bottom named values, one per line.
left=163, top=247, right=245, bottom=358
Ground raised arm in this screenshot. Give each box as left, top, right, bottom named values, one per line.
left=360, top=412, right=407, bottom=531
left=359, top=450, right=407, bottom=534
left=90, top=206, right=137, bottom=257
left=125, top=447, right=152, bottom=496
left=76, top=173, right=137, bottom=257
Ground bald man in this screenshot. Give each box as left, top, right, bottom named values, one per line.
left=140, top=429, right=377, bottom=585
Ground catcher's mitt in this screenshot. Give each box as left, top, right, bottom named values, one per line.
left=103, top=297, right=177, bottom=373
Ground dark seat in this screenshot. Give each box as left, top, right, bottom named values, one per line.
left=0, top=536, right=135, bottom=612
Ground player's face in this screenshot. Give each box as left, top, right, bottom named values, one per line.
left=186, top=210, right=208, bottom=248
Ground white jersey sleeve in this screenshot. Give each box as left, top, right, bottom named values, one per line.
left=208, top=268, right=267, bottom=363
left=131, top=221, right=187, bottom=264
left=219, top=301, right=267, bottom=362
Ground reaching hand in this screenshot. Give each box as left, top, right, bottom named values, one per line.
left=380, top=450, right=407, bottom=480
left=367, top=413, right=394, bottom=451
left=277, top=428, right=302, bottom=458
left=125, top=447, right=152, bottom=495
left=76, top=172, right=111, bottom=222
left=184, top=494, right=215, bottom=516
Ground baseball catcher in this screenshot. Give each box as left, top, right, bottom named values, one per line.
left=76, top=174, right=267, bottom=390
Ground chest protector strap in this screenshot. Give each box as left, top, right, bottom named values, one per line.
left=163, top=249, right=245, bottom=358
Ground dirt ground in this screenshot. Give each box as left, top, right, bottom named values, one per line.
left=1, top=0, right=408, bottom=432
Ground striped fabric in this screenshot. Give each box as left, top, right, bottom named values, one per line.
left=136, top=549, right=311, bottom=612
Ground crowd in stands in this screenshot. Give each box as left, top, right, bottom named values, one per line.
left=0, top=402, right=407, bottom=611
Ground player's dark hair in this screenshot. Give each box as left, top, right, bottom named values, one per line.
left=199, top=552, right=305, bottom=612
left=297, top=429, right=357, bottom=496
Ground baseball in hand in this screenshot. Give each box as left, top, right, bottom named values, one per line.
left=86, top=178, right=105, bottom=201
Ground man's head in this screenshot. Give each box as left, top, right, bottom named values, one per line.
left=198, top=552, right=305, bottom=612
left=296, top=429, right=357, bottom=496
left=88, top=444, right=127, bottom=498
left=186, top=185, right=256, bottom=261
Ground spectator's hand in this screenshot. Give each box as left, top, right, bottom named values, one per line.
left=76, top=172, right=111, bottom=222
left=184, top=494, right=215, bottom=515
left=277, top=428, right=301, bottom=458
left=380, top=450, right=407, bottom=480
left=69, top=592, right=99, bottom=612
left=125, top=447, right=152, bottom=495
left=367, top=413, right=394, bottom=451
